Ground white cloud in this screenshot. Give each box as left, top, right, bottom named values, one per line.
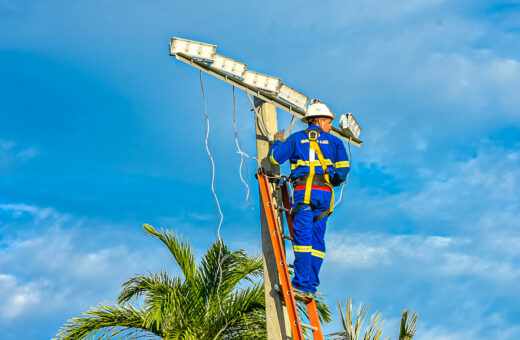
left=0, top=139, right=39, bottom=174
left=0, top=203, right=66, bottom=224
left=399, top=146, right=520, bottom=225
left=327, top=232, right=453, bottom=269
left=0, top=203, right=174, bottom=327
left=418, top=321, right=520, bottom=340
left=417, top=326, right=479, bottom=340
left=325, top=145, right=520, bottom=289
left=0, top=274, right=43, bottom=319
left=417, top=52, right=520, bottom=117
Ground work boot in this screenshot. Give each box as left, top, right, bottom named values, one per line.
left=292, top=287, right=315, bottom=300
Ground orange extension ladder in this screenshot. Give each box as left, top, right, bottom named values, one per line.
left=257, top=170, right=324, bottom=340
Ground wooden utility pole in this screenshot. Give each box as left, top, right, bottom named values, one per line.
left=254, top=97, right=291, bottom=340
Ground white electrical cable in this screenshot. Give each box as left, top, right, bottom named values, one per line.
left=284, top=115, right=298, bottom=140
left=199, top=71, right=226, bottom=318
left=199, top=71, right=224, bottom=239
left=334, top=142, right=352, bottom=208
left=334, top=182, right=347, bottom=209
left=232, top=86, right=254, bottom=209
left=245, top=92, right=273, bottom=142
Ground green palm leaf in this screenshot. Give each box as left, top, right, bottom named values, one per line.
left=143, top=224, right=197, bottom=282
left=398, top=309, right=418, bottom=340
left=54, top=304, right=160, bottom=339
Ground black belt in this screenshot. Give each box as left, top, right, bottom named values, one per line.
left=291, top=174, right=329, bottom=187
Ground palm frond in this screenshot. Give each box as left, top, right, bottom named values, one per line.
left=143, top=224, right=197, bottom=282
left=118, top=271, right=177, bottom=303
left=55, top=304, right=160, bottom=339
left=398, top=309, right=418, bottom=340
left=197, top=239, right=262, bottom=303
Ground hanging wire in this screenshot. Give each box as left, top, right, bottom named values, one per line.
left=334, top=142, right=353, bottom=208
left=199, top=71, right=224, bottom=239
left=284, top=115, right=298, bottom=140
left=232, top=86, right=254, bottom=209
left=245, top=92, right=273, bottom=142
left=199, top=71, right=227, bottom=318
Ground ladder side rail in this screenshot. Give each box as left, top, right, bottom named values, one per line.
left=306, top=298, right=324, bottom=339
left=257, top=173, right=304, bottom=340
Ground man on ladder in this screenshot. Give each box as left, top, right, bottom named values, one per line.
left=269, top=99, right=350, bottom=299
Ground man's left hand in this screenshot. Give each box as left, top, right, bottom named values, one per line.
left=273, top=130, right=285, bottom=142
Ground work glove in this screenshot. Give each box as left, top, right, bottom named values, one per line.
left=273, top=130, right=285, bottom=142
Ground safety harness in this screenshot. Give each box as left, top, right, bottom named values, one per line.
left=291, top=129, right=335, bottom=222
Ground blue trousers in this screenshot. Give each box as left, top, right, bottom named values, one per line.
left=291, top=188, right=331, bottom=293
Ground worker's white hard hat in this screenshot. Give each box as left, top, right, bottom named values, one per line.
left=302, top=99, right=335, bottom=123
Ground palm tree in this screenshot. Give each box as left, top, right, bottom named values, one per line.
left=329, top=299, right=385, bottom=340
left=329, top=299, right=418, bottom=340
left=56, top=224, right=265, bottom=339
left=56, top=224, right=331, bottom=339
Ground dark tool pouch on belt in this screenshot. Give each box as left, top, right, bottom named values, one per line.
left=290, top=202, right=331, bottom=222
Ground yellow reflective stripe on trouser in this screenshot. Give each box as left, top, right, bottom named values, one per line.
left=334, top=160, right=349, bottom=168
left=311, top=249, right=325, bottom=258
left=312, top=140, right=335, bottom=213
left=293, top=245, right=312, bottom=252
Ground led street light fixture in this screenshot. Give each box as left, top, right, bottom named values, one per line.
left=211, top=53, right=247, bottom=78
left=278, top=84, right=309, bottom=110
left=339, top=113, right=362, bottom=139
left=169, top=37, right=216, bottom=60
left=242, top=70, right=281, bottom=93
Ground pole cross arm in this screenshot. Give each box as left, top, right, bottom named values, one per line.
left=173, top=52, right=363, bottom=147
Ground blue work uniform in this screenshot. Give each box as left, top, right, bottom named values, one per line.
left=269, top=125, right=350, bottom=293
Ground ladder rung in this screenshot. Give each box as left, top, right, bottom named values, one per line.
left=282, top=234, right=293, bottom=241
left=276, top=205, right=291, bottom=212
left=301, top=323, right=318, bottom=332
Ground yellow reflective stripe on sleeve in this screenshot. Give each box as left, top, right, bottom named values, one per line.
left=270, top=152, right=279, bottom=165
left=293, top=245, right=312, bottom=252
left=334, top=161, right=350, bottom=168
left=311, top=249, right=325, bottom=258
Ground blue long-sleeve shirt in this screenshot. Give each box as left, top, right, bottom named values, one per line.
left=269, top=125, right=350, bottom=186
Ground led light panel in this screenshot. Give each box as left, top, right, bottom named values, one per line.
left=242, top=70, right=281, bottom=93
left=278, top=84, right=309, bottom=110
left=169, top=37, right=216, bottom=60
left=339, top=113, right=362, bottom=139
left=211, top=53, right=247, bottom=78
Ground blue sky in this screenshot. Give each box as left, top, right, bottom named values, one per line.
left=1, top=0, right=519, bottom=339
